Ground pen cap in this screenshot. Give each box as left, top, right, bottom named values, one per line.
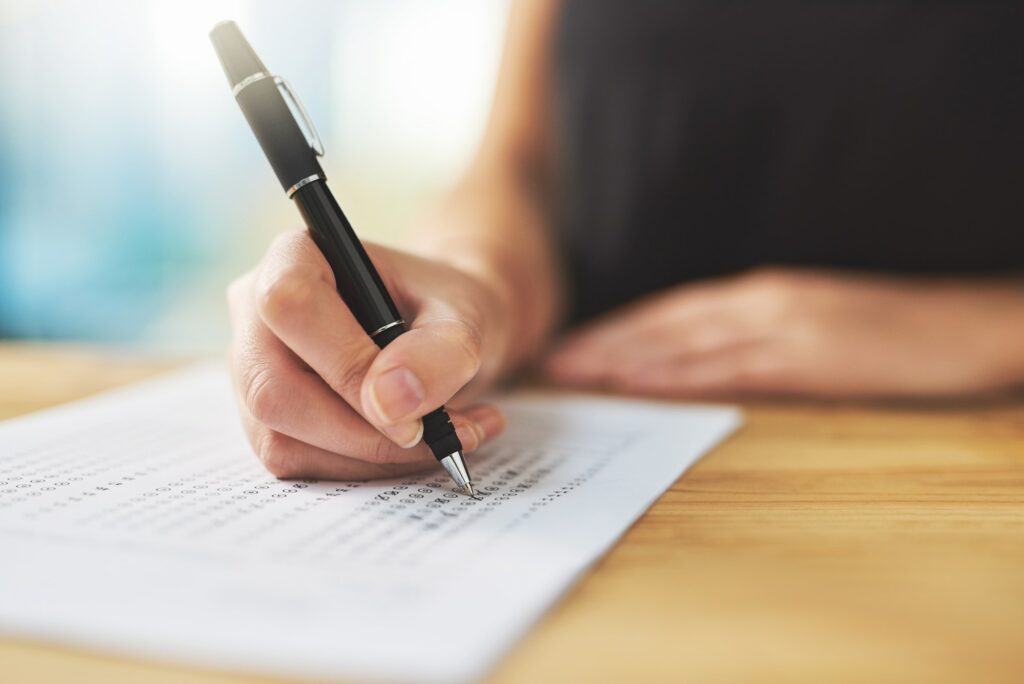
left=210, top=21, right=324, bottom=194
left=209, top=20, right=266, bottom=89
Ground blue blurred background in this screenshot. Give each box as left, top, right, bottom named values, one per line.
left=0, top=0, right=506, bottom=351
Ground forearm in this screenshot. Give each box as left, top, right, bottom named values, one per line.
left=403, top=0, right=563, bottom=380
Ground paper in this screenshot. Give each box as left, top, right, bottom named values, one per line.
left=0, top=365, right=740, bottom=683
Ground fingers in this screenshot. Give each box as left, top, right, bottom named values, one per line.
left=229, top=314, right=505, bottom=476
left=360, top=305, right=485, bottom=428
left=617, top=342, right=796, bottom=398
left=231, top=265, right=424, bottom=462
left=254, top=231, right=423, bottom=447
left=543, top=271, right=809, bottom=394
left=546, top=310, right=762, bottom=389
left=549, top=278, right=740, bottom=357
left=544, top=285, right=736, bottom=382
left=230, top=311, right=427, bottom=464
left=545, top=271, right=800, bottom=388
left=228, top=231, right=507, bottom=480
left=237, top=402, right=504, bottom=480
left=245, top=420, right=434, bottom=481
left=547, top=319, right=739, bottom=385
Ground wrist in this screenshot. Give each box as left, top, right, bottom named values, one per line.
left=939, top=281, right=1024, bottom=391
left=462, top=263, right=519, bottom=385
left=405, top=181, right=561, bottom=377
left=996, top=294, right=1024, bottom=387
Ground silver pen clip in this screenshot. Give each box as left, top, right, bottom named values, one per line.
left=274, top=75, right=325, bottom=157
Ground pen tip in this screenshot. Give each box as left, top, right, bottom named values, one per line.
left=439, top=451, right=475, bottom=495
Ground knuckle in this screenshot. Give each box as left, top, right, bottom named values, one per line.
left=268, top=228, right=311, bottom=257
left=747, top=267, right=792, bottom=294
left=257, top=268, right=316, bottom=323
left=746, top=270, right=801, bottom=315
left=243, top=364, right=285, bottom=427
left=323, top=345, right=376, bottom=399
left=256, top=431, right=298, bottom=479
left=270, top=229, right=336, bottom=284
left=371, top=433, right=402, bottom=464
left=447, top=318, right=484, bottom=377
left=748, top=266, right=787, bottom=284
left=760, top=276, right=794, bottom=298
left=360, top=459, right=416, bottom=481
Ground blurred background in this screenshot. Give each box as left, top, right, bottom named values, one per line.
left=0, top=0, right=507, bottom=352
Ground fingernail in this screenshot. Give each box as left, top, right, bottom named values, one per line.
left=458, top=406, right=506, bottom=450
left=454, top=422, right=484, bottom=451
left=382, top=420, right=423, bottom=449
left=370, top=367, right=425, bottom=423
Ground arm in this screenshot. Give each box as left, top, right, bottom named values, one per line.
left=408, top=0, right=564, bottom=383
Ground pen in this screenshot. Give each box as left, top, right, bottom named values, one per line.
left=210, top=21, right=475, bottom=495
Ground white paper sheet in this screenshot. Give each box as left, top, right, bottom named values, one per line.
left=0, top=365, right=740, bottom=683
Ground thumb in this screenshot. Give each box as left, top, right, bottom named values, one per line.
left=359, top=312, right=484, bottom=427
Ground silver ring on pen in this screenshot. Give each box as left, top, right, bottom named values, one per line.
left=285, top=174, right=324, bottom=198
left=231, top=72, right=270, bottom=97
left=370, top=320, right=405, bottom=338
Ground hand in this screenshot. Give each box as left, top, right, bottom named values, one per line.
left=228, top=229, right=508, bottom=480
left=544, top=268, right=1024, bottom=399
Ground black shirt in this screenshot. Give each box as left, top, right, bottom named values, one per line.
left=553, top=1, right=1024, bottom=322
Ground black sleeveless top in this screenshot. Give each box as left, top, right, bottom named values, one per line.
left=553, top=1, right=1024, bottom=322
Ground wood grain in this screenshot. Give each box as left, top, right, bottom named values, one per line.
left=2, top=343, right=1022, bottom=684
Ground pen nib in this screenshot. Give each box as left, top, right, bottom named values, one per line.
left=439, top=451, right=475, bottom=495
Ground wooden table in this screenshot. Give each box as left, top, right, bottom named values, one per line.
left=2, top=342, right=1022, bottom=684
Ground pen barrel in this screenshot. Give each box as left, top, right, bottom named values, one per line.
left=293, top=180, right=463, bottom=463
left=211, top=20, right=323, bottom=194
left=212, top=22, right=465, bottom=469
left=235, top=77, right=324, bottom=194
left=293, top=181, right=402, bottom=334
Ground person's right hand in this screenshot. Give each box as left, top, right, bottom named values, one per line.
left=227, top=229, right=508, bottom=481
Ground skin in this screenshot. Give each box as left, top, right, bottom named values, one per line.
left=229, top=0, right=1024, bottom=480
left=227, top=233, right=513, bottom=480
left=544, top=268, right=1024, bottom=399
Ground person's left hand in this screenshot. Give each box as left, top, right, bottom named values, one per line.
left=543, top=268, right=1024, bottom=399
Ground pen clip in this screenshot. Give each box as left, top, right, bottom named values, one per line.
left=274, top=75, right=325, bottom=157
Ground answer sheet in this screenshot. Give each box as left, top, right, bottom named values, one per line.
left=0, top=365, right=739, bottom=683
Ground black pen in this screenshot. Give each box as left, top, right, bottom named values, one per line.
left=210, top=21, right=475, bottom=495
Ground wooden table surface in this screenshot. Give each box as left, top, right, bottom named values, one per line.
left=1, top=342, right=1022, bottom=684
